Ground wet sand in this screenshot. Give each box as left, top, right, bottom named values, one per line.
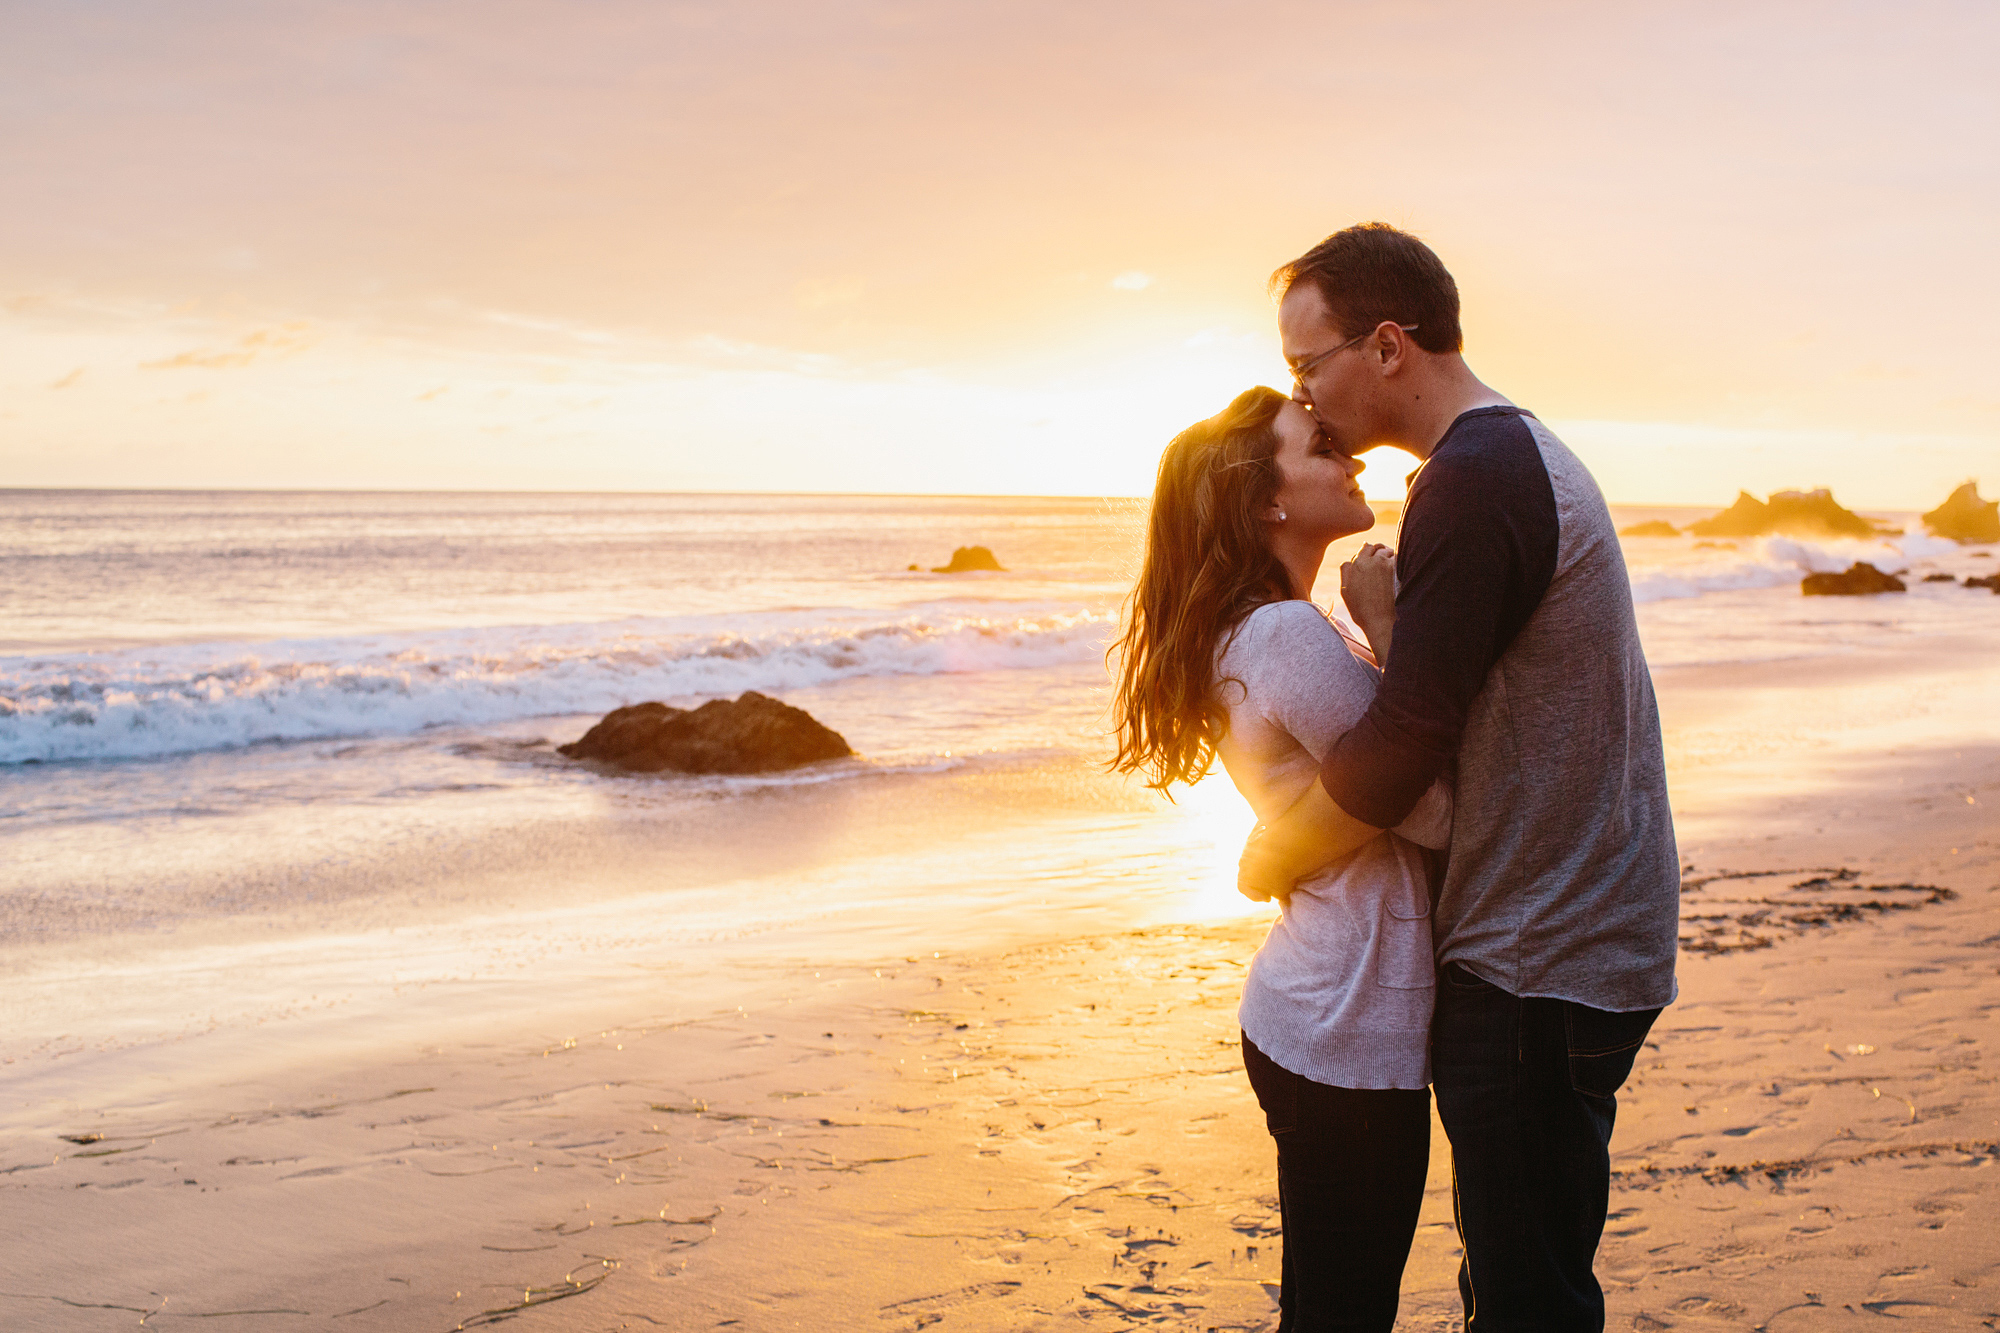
left=5, top=633, right=2000, bottom=1329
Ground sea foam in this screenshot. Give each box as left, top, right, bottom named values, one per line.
left=0, top=605, right=1111, bottom=764
left=4, top=531, right=1975, bottom=765
left=1628, top=534, right=1936, bottom=605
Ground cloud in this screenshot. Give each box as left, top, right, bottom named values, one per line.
left=141, top=323, right=315, bottom=370
left=50, top=367, right=84, bottom=388
left=144, top=347, right=258, bottom=370
left=481, top=310, right=619, bottom=345
left=1110, top=272, right=1153, bottom=291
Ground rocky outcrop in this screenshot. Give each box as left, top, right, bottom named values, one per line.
left=558, top=692, right=853, bottom=774
left=1922, top=572, right=1959, bottom=582
left=1801, top=563, right=1906, bottom=596
left=1922, top=482, right=2000, bottom=544
left=1686, top=492, right=1767, bottom=537
left=1618, top=520, right=1679, bottom=538
left=930, top=545, right=1005, bottom=573
left=1689, top=489, right=1881, bottom=540
left=1967, top=573, right=2000, bottom=592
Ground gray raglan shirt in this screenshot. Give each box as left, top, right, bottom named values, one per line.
left=1320, top=408, right=1679, bottom=1013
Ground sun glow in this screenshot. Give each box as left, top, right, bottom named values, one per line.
left=5, top=4, right=1996, bottom=503
left=1168, top=771, right=1278, bottom=923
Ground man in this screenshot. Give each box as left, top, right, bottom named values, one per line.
left=1239, top=223, right=1679, bottom=1330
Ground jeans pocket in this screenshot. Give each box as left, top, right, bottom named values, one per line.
left=1564, top=1003, right=1660, bottom=1101
left=1442, top=961, right=1495, bottom=992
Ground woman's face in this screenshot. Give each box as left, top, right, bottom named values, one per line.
left=1267, top=399, right=1374, bottom=542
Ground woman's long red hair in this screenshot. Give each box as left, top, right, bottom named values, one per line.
left=1110, top=386, right=1292, bottom=792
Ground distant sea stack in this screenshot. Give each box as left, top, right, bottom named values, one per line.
left=930, top=545, right=1005, bottom=573
left=558, top=693, right=853, bottom=774
left=1801, top=562, right=1906, bottom=596
left=1922, top=481, right=2000, bottom=544
left=1618, top=520, right=1679, bottom=538
left=1688, top=489, right=1883, bottom=540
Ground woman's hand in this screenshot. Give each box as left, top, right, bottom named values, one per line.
left=1339, top=543, right=1397, bottom=664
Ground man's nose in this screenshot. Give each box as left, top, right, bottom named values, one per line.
left=1290, top=383, right=1313, bottom=409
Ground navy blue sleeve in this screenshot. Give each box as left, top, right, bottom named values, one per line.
left=1320, top=409, right=1558, bottom=828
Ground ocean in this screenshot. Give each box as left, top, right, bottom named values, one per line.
left=3, top=488, right=1995, bottom=1129
left=5, top=490, right=1984, bottom=761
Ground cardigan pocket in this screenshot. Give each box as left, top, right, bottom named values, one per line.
left=1384, top=871, right=1431, bottom=920
left=1375, top=907, right=1435, bottom=990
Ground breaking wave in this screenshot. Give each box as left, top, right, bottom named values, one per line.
left=0, top=605, right=1113, bottom=764
left=1628, top=534, right=1951, bottom=605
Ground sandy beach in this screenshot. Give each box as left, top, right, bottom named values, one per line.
left=4, top=614, right=1997, bottom=1330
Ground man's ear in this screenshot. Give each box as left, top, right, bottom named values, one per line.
left=1371, top=321, right=1410, bottom=376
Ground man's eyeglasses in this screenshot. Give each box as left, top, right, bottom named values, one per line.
left=1288, top=323, right=1419, bottom=391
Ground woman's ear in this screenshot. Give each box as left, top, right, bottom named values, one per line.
left=1261, top=504, right=1287, bottom=524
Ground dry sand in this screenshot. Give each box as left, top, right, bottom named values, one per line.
left=5, top=634, right=1999, bottom=1330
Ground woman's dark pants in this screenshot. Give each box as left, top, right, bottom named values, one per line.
left=1431, top=962, right=1661, bottom=1331
left=1240, top=1033, right=1431, bottom=1332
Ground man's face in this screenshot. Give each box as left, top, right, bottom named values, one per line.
left=1278, top=282, right=1380, bottom=456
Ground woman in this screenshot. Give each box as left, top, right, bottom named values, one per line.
left=1110, top=385, right=1451, bottom=1332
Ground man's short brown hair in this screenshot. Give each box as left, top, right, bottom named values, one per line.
left=1271, top=223, right=1463, bottom=355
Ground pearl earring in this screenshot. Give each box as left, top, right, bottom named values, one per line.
left=1277, top=511, right=1287, bottom=522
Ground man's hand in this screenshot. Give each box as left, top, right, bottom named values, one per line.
left=1237, top=779, right=1386, bottom=901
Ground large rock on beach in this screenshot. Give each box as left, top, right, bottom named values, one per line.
left=1922, top=481, right=2000, bottom=544
left=558, top=692, right=853, bottom=774
left=1689, top=488, right=1881, bottom=540
left=1801, top=562, right=1906, bottom=597
left=1966, top=573, right=2000, bottom=592
left=1618, top=519, right=1680, bottom=538
left=930, top=545, right=1005, bottom=573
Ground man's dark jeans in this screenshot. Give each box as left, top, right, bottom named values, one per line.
left=1432, top=963, right=1661, bottom=1331
left=1241, top=1034, right=1430, bottom=1332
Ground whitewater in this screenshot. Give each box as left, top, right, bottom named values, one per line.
left=4, top=493, right=1997, bottom=768
left=0, top=604, right=1112, bottom=764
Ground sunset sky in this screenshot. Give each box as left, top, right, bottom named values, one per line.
left=3, top=0, right=1994, bottom=505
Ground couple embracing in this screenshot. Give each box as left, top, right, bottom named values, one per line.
left=1112, top=224, right=1680, bottom=1331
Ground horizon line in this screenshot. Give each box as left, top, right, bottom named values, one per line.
left=0, top=485, right=1935, bottom=514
